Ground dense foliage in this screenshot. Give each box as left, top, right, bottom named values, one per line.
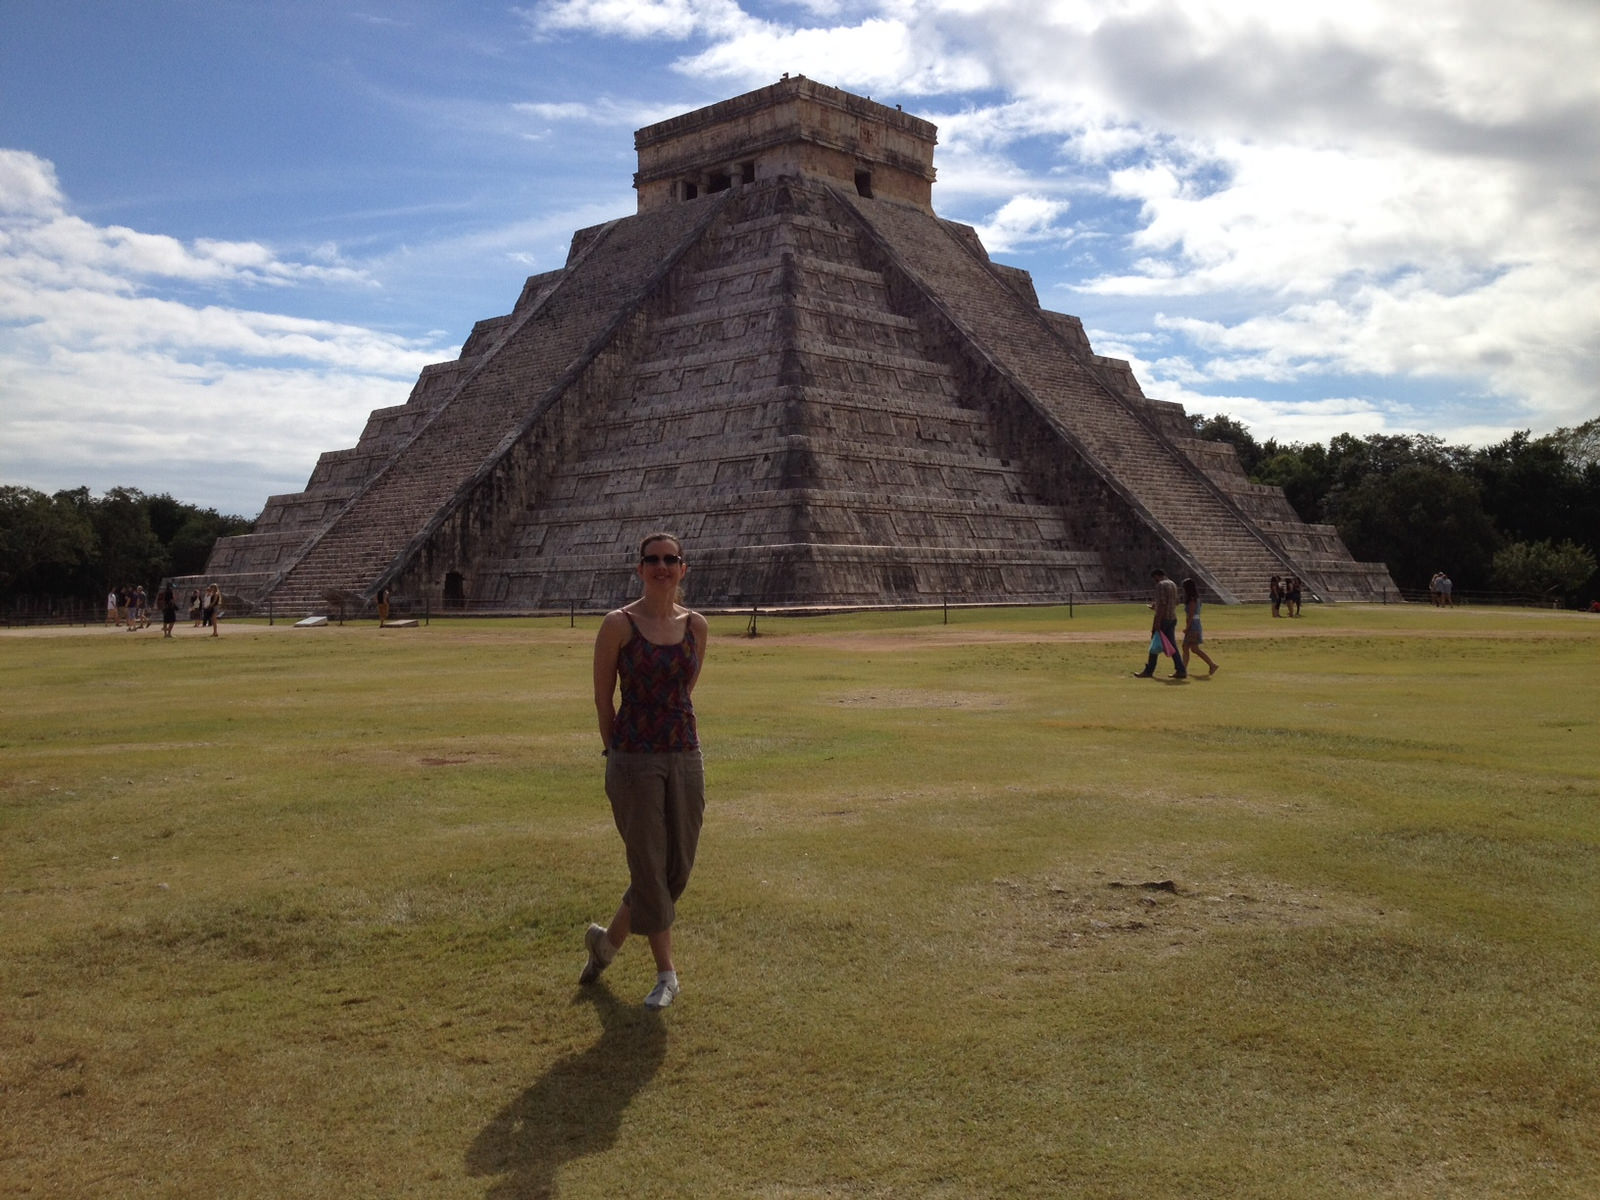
left=1192, top=416, right=1600, bottom=604
left=0, top=485, right=252, bottom=614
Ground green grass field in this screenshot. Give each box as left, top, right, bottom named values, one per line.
left=3, top=604, right=1599, bottom=1198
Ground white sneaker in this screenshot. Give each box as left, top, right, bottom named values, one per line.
left=578, top=923, right=615, bottom=985
left=644, top=973, right=680, bottom=1010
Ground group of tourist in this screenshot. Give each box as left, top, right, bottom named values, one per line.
left=1428, top=571, right=1455, bottom=606
left=104, top=585, right=152, bottom=630
left=1268, top=574, right=1304, bottom=617
left=107, top=583, right=223, bottom=636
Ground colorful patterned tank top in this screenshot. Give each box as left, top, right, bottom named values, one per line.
left=610, top=613, right=700, bottom=753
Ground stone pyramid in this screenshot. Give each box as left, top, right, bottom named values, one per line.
left=195, top=77, right=1396, bottom=613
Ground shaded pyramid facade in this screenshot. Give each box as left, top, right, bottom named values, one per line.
left=197, top=77, right=1396, bottom=612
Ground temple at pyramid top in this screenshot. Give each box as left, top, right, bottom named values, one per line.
left=634, top=75, right=938, bottom=212
left=184, top=78, right=1396, bottom=616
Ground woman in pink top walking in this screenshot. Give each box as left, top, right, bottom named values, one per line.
left=581, top=532, right=709, bottom=1010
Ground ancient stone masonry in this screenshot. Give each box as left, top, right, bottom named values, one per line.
left=190, top=76, right=1397, bottom=613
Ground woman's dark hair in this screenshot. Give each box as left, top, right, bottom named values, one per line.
left=1181, top=577, right=1199, bottom=603
left=638, top=531, right=682, bottom=558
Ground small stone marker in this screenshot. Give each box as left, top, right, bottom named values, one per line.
left=293, top=615, right=329, bottom=628
left=383, top=619, right=419, bottom=628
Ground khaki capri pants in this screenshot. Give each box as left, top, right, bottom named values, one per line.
left=604, top=748, right=705, bottom=936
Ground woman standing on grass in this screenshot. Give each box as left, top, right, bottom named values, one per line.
left=1181, top=577, right=1219, bottom=676
left=581, top=532, right=708, bottom=1011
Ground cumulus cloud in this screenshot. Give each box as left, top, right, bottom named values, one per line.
left=0, top=148, right=65, bottom=217
left=973, top=194, right=1072, bottom=253
left=526, top=0, right=756, bottom=40
left=0, top=149, right=451, bottom=512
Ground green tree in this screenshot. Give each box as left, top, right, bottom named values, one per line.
left=90, top=487, right=169, bottom=591
left=1190, top=412, right=1267, bottom=476
left=1548, top=416, right=1600, bottom=468
left=1491, top=539, right=1597, bottom=603
left=1254, top=442, right=1333, bottom=523
left=1469, top=431, right=1595, bottom=548
left=0, top=486, right=97, bottom=597
left=1328, top=463, right=1500, bottom=591
left=168, top=509, right=252, bottom=577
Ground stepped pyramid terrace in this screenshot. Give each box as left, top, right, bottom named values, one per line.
left=188, top=76, right=1397, bottom=614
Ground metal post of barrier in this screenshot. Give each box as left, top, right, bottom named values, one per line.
left=943, top=595, right=948, bottom=625
left=570, top=600, right=575, bottom=628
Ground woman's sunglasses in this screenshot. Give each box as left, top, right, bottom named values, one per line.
left=640, top=554, right=685, bottom=566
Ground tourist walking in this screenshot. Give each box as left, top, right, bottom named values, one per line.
left=1180, top=577, right=1219, bottom=676
left=106, top=589, right=118, bottom=625
left=376, top=585, right=391, bottom=628
left=203, top=584, right=222, bottom=637
left=581, top=532, right=709, bottom=1010
left=1133, top=567, right=1186, bottom=679
left=158, top=584, right=178, bottom=638
left=1269, top=574, right=1283, bottom=617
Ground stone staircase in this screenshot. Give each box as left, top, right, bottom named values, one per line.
left=471, top=183, right=1114, bottom=606
left=252, top=198, right=727, bottom=614
left=843, top=193, right=1295, bottom=602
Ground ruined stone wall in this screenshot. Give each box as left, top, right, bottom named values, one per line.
left=635, top=77, right=937, bottom=213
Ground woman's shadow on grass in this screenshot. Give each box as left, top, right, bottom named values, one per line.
left=465, top=986, right=667, bottom=1199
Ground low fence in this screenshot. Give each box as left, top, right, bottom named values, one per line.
left=1381, top=587, right=1566, bottom=608
left=7, top=587, right=1588, bottom=628
left=2, top=600, right=105, bottom=627
left=254, top=591, right=1157, bottom=628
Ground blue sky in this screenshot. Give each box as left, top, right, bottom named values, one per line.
left=3, top=0, right=1597, bottom=517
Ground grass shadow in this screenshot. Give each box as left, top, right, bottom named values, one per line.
left=464, top=986, right=667, bottom=1198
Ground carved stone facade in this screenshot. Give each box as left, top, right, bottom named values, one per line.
left=190, top=77, right=1396, bottom=612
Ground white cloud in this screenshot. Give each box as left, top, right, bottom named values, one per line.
left=675, top=17, right=990, bottom=92
left=0, top=149, right=65, bottom=217
left=510, top=96, right=686, bottom=128
left=973, top=194, right=1071, bottom=253
left=0, top=149, right=453, bottom=512
left=527, top=0, right=756, bottom=40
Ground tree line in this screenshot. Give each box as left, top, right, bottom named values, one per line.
left=1192, top=415, right=1600, bottom=605
left=1, top=485, right=253, bottom=617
